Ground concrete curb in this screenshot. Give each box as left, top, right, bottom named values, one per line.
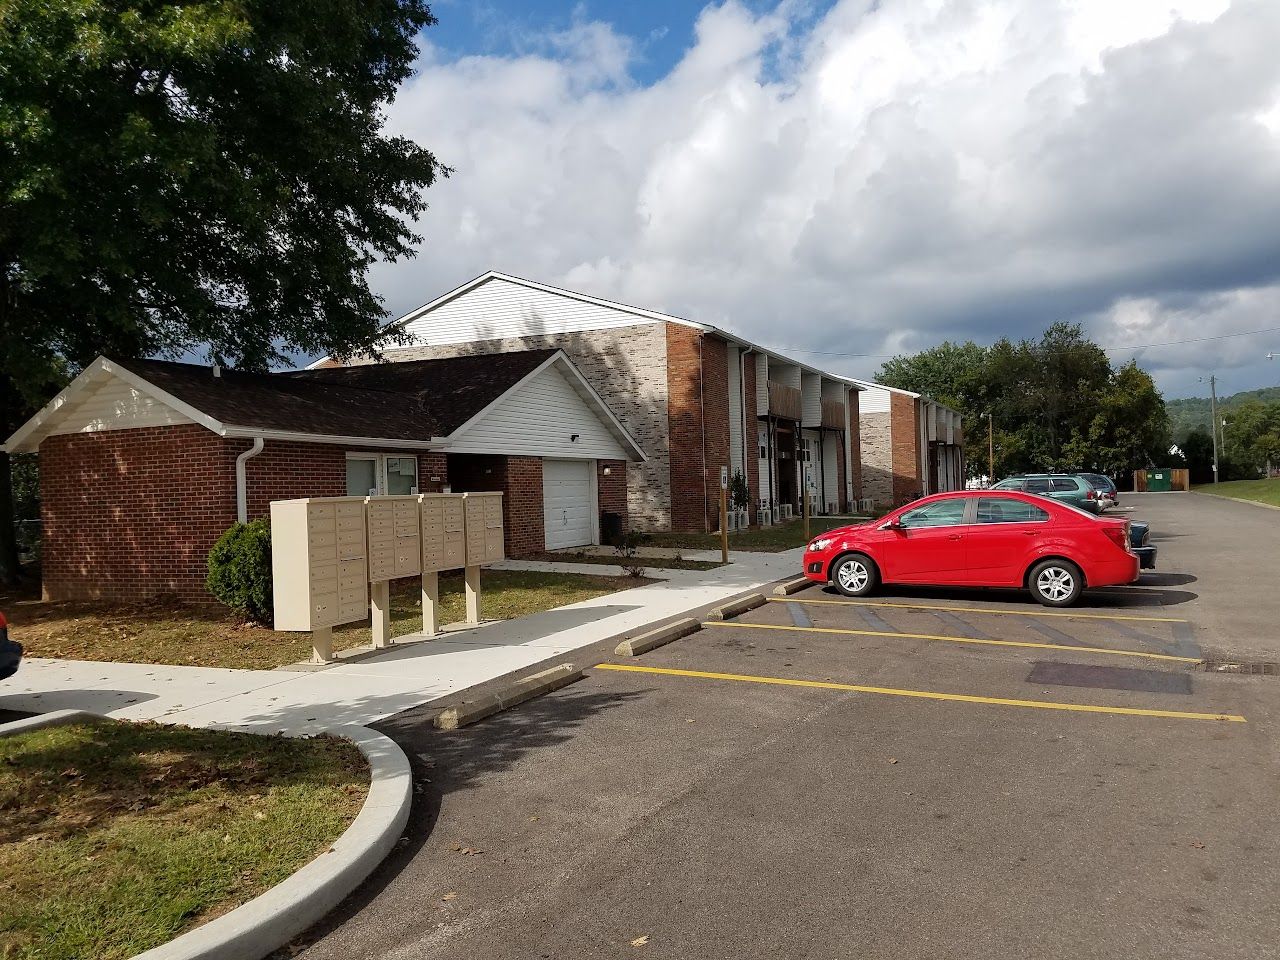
left=0, top=708, right=99, bottom=737
left=707, top=593, right=767, bottom=621
left=772, top=576, right=814, bottom=596
left=615, top=618, right=701, bottom=657
left=130, top=724, right=412, bottom=960
left=1188, top=491, right=1280, bottom=512
left=435, top=663, right=584, bottom=730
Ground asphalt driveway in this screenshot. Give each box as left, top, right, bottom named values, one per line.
left=293, top=492, right=1280, bottom=960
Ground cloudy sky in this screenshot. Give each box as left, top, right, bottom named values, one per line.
left=370, top=0, right=1280, bottom=400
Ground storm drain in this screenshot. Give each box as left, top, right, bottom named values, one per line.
left=1196, top=661, right=1280, bottom=677
left=1026, top=661, right=1192, bottom=695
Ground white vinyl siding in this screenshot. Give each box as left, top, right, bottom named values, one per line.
left=727, top=343, right=743, bottom=479
left=757, top=424, right=772, bottom=506
left=543, top=459, right=595, bottom=550
left=858, top=384, right=892, bottom=414
left=801, top=371, right=822, bottom=427
left=755, top=353, right=769, bottom=411
left=47, top=378, right=194, bottom=437
left=821, top=432, right=840, bottom=511
left=444, top=364, right=628, bottom=460
left=404, top=276, right=661, bottom=346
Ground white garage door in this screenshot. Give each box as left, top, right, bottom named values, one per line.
left=543, top=459, right=594, bottom=550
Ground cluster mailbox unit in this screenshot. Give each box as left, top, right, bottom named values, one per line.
left=271, top=492, right=505, bottom=663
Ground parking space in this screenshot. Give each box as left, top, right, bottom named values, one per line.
left=299, top=494, right=1280, bottom=960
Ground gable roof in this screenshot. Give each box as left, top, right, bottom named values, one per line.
left=4, top=350, right=646, bottom=460
left=307, top=270, right=866, bottom=391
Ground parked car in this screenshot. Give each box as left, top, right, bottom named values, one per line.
left=1074, top=472, right=1119, bottom=510
left=1130, top=520, right=1156, bottom=569
left=991, top=474, right=1102, bottom=514
left=0, top=612, right=21, bottom=682
left=803, top=490, right=1140, bottom=607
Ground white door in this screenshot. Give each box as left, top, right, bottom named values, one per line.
left=543, top=459, right=594, bottom=550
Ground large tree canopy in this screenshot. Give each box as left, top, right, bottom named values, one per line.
left=0, top=0, right=444, bottom=582
left=878, top=322, right=1170, bottom=480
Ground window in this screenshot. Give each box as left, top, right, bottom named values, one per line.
left=1049, top=478, right=1079, bottom=493
left=897, top=499, right=968, bottom=529
left=758, top=425, right=768, bottom=459
left=976, top=497, right=1049, bottom=524
left=991, top=479, right=1022, bottom=491
left=1024, top=478, right=1051, bottom=494
left=346, top=453, right=419, bottom=497
left=799, top=438, right=812, bottom=463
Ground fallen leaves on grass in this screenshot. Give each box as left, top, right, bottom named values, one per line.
left=631, top=935, right=650, bottom=947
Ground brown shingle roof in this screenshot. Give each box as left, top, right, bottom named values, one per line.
left=111, top=349, right=559, bottom=442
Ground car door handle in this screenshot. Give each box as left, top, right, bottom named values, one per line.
left=1022, top=530, right=1038, bottom=536
left=947, top=533, right=963, bottom=541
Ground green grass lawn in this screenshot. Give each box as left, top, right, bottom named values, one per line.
left=4, top=569, right=647, bottom=670
left=0, top=719, right=367, bottom=960
left=643, top=516, right=856, bottom=553
left=1192, top=477, right=1280, bottom=507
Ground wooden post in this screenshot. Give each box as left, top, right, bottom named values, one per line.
left=421, top=570, right=439, bottom=636
left=465, top=564, right=481, bottom=625
left=803, top=470, right=810, bottom=542
left=370, top=580, right=391, bottom=648
left=311, top=626, right=333, bottom=665
left=719, top=487, right=729, bottom=564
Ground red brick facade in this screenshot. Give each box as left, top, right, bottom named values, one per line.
left=742, top=351, right=760, bottom=525
left=890, top=392, right=923, bottom=505
left=40, top=425, right=630, bottom=602
left=597, top=460, right=627, bottom=533
left=40, top=425, right=235, bottom=603
left=665, top=327, right=734, bottom=533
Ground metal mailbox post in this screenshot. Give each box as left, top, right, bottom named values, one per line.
left=419, top=493, right=467, bottom=635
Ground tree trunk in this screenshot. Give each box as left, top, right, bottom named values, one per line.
left=0, top=450, right=21, bottom=587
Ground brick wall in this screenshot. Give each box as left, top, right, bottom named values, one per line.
left=891, top=392, right=923, bottom=505
left=743, top=351, right=760, bottom=524
left=40, top=425, right=235, bottom=603
left=665, top=327, right=731, bottom=533
left=597, top=460, right=628, bottom=537
left=373, top=324, right=671, bottom=530
left=859, top=410, right=894, bottom=507
left=447, top=453, right=544, bottom=557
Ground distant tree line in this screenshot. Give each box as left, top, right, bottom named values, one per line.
left=877, top=322, right=1170, bottom=482
left=1167, top=388, right=1280, bottom=483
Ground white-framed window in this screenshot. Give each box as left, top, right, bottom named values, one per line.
left=346, top=453, right=419, bottom=496
left=798, top=438, right=812, bottom=463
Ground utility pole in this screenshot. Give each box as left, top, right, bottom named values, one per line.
left=987, top=413, right=995, bottom=484
left=1208, top=374, right=1220, bottom=485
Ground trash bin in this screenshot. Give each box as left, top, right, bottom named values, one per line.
left=1147, top=470, right=1172, bottom=492
left=600, top=510, right=623, bottom=547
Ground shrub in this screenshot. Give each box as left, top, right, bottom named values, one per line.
left=207, top=519, right=273, bottom=624
left=730, top=469, right=749, bottom=513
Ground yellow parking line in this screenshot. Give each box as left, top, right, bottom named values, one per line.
left=704, top=620, right=1200, bottom=664
left=595, top=663, right=1245, bottom=723
left=770, top=596, right=1187, bottom=624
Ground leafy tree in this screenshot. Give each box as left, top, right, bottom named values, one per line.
left=1222, top=400, right=1280, bottom=479
left=878, top=323, right=1170, bottom=479
left=0, top=0, right=445, bottom=584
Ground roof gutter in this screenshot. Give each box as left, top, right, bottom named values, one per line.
left=235, top=437, right=264, bottom=524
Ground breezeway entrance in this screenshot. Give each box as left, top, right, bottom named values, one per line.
left=543, top=459, right=595, bottom=550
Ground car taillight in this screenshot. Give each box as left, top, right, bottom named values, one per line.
left=1102, top=524, right=1129, bottom=552
left=1085, top=488, right=1096, bottom=500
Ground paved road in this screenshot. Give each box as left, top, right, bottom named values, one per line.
left=295, top=493, right=1280, bottom=960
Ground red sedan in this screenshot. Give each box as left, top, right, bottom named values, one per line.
left=803, top=490, right=1140, bottom=607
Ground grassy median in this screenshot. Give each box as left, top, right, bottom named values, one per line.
left=1192, top=477, right=1280, bottom=508
left=0, top=719, right=367, bottom=960
left=644, top=516, right=854, bottom=552
left=3, top=568, right=646, bottom=670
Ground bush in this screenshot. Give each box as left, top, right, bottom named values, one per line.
left=207, top=520, right=273, bottom=624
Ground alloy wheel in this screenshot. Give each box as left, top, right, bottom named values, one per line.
left=837, top=559, right=869, bottom=593
left=1036, top=566, right=1075, bottom=602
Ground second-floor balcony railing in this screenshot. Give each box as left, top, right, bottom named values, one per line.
left=820, top=399, right=846, bottom=431
left=766, top=381, right=803, bottom=421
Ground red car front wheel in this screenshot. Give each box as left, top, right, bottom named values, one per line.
left=831, top=554, right=878, bottom=598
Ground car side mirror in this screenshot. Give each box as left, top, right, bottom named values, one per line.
left=880, top=519, right=903, bottom=531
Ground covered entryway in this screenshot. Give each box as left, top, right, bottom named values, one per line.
left=543, top=459, right=595, bottom=550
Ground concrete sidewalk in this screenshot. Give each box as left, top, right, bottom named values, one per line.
left=1, top=549, right=804, bottom=736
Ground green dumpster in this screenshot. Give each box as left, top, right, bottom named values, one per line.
left=1147, top=469, right=1172, bottom=492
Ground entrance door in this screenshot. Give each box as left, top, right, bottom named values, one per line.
left=543, top=459, right=594, bottom=550
left=346, top=455, right=379, bottom=497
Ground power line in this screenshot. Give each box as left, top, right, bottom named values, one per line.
left=766, top=324, right=1280, bottom=361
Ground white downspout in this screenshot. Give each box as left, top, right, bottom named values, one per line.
left=236, top=437, right=265, bottom=523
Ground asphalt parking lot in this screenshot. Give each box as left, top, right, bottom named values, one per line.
left=297, top=493, right=1280, bottom=960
